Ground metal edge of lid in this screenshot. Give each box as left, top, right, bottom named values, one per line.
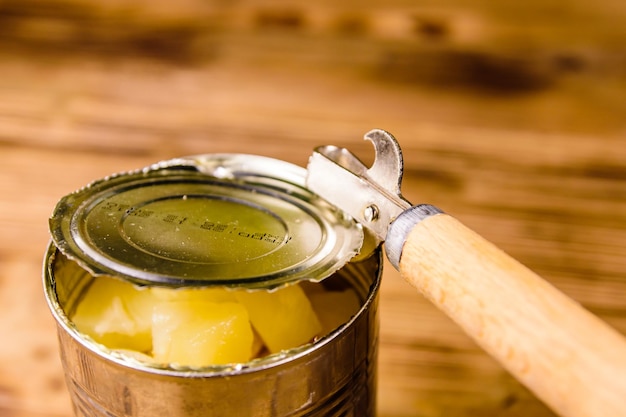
left=49, top=154, right=365, bottom=289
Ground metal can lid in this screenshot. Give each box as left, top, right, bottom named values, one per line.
left=49, top=154, right=364, bottom=289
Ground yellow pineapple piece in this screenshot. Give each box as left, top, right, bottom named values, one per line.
left=71, top=276, right=153, bottom=352
left=114, top=349, right=156, bottom=364
left=235, top=284, right=322, bottom=353
left=152, top=300, right=253, bottom=367
left=307, top=289, right=361, bottom=335
left=72, top=276, right=336, bottom=367
left=251, top=328, right=268, bottom=359
left=151, top=286, right=236, bottom=303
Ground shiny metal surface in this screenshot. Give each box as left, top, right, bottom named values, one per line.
left=306, top=129, right=411, bottom=245
left=44, top=244, right=382, bottom=417
left=49, top=154, right=364, bottom=290
left=385, top=204, right=444, bottom=269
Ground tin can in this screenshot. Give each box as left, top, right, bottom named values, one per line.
left=43, top=154, right=382, bottom=417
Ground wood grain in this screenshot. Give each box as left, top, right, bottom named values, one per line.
left=0, top=1, right=625, bottom=416
left=399, top=213, right=626, bottom=417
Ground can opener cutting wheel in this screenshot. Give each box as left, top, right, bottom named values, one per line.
left=306, top=129, right=626, bottom=417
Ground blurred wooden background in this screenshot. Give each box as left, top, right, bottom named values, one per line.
left=0, top=0, right=625, bottom=416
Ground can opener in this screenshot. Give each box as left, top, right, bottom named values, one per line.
left=306, top=129, right=626, bottom=417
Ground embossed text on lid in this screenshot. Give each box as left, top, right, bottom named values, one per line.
left=50, top=154, right=363, bottom=289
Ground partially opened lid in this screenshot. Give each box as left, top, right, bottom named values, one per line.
left=49, top=154, right=364, bottom=289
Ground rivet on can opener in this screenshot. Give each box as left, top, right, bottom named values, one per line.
left=306, top=129, right=412, bottom=241
left=306, top=128, right=443, bottom=266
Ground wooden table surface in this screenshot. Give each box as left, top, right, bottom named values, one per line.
left=1, top=1, right=625, bottom=416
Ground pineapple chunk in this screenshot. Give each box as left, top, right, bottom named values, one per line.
left=71, top=276, right=338, bottom=366
left=152, top=300, right=253, bottom=367
left=71, top=276, right=153, bottom=352
left=151, top=286, right=236, bottom=303
left=251, top=328, right=267, bottom=359
left=307, top=289, right=361, bottom=335
left=235, top=284, right=322, bottom=353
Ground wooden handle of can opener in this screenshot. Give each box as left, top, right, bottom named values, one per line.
left=387, top=206, right=626, bottom=417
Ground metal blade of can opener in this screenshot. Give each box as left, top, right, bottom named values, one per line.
left=306, top=128, right=442, bottom=266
